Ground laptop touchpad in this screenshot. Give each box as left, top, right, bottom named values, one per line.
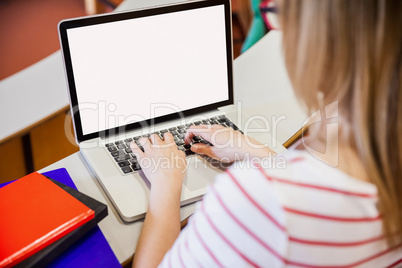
left=183, top=156, right=220, bottom=191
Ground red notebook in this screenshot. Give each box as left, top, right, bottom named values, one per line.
left=0, top=172, right=95, bottom=268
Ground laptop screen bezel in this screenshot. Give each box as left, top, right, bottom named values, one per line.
left=59, top=0, right=233, bottom=143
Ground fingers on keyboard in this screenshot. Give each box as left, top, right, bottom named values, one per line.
left=106, top=115, right=241, bottom=174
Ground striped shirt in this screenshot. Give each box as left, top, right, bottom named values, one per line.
left=159, top=150, right=402, bottom=267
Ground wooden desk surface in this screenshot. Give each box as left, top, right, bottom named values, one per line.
left=0, top=52, right=69, bottom=144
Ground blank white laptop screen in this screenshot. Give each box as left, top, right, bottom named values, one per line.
left=66, top=5, right=229, bottom=136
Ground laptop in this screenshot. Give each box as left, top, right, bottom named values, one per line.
left=58, top=0, right=235, bottom=222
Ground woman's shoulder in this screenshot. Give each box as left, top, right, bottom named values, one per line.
left=177, top=151, right=399, bottom=268
left=268, top=150, right=378, bottom=201
left=205, top=150, right=395, bottom=267
left=227, top=149, right=379, bottom=200
left=209, top=149, right=382, bottom=241
left=218, top=150, right=379, bottom=216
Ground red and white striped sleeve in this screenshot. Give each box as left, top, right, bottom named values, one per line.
left=159, top=151, right=402, bottom=267
left=159, top=162, right=289, bottom=268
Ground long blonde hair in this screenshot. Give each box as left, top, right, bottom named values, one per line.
left=278, top=0, right=402, bottom=245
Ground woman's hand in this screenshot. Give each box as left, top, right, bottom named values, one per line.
left=130, top=133, right=187, bottom=189
left=185, top=124, right=274, bottom=162
left=131, top=133, right=186, bottom=268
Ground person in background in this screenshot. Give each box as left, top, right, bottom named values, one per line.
left=131, top=0, right=402, bottom=267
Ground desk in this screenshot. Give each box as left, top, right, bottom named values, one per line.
left=0, top=52, right=69, bottom=144
left=4, top=0, right=307, bottom=264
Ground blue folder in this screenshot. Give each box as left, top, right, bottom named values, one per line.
left=0, top=168, right=121, bottom=268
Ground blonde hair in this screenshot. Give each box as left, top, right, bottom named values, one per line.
left=278, top=0, right=402, bottom=245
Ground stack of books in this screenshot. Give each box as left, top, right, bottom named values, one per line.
left=0, top=169, right=118, bottom=267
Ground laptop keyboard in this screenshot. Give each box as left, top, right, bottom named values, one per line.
left=104, top=115, right=241, bottom=174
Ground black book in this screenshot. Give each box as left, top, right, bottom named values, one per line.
left=15, top=177, right=108, bottom=268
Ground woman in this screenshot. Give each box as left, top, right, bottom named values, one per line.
left=131, top=0, right=402, bottom=267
